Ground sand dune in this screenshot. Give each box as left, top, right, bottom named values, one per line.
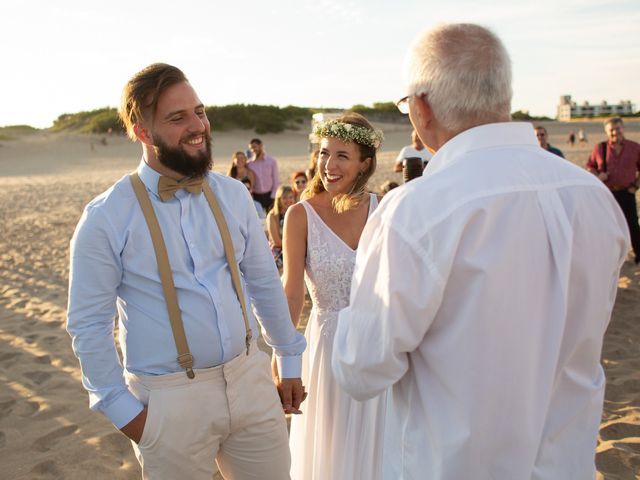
left=0, top=120, right=638, bottom=479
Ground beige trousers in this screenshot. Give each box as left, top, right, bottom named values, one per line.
left=125, top=346, right=290, bottom=480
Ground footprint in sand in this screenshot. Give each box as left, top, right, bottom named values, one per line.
left=32, top=424, right=78, bottom=452
left=0, top=351, right=22, bottom=366
left=24, top=371, right=52, bottom=385
left=35, top=354, right=52, bottom=365
left=600, top=422, right=640, bottom=441
left=34, top=405, right=70, bottom=421
left=98, top=431, right=132, bottom=457
left=18, top=400, right=40, bottom=417
left=24, top=333, right=40, bottom=344
left=30, top=459, right=61, bottom=477
left=0, top=398, right=16, bottom=418
left=42, top=336, right=59, bottom=345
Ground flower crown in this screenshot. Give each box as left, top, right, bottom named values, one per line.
left=313, top=120, right=384, bottom=149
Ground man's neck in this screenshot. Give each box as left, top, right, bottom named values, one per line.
left=143, top=147, right=185, bottom=181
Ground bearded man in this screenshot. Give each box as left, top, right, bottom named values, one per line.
left=67, top=63, right=306, bottom=480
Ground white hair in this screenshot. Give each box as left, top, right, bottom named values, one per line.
left=404, top=23, right=512, bottom=132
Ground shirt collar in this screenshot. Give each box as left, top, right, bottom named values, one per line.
left=136, top=158, right=162, bottom=198
left=426, top=122, right=538, bottom=174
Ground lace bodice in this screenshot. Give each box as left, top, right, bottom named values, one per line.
left=302, top=194, right=378, bottom=315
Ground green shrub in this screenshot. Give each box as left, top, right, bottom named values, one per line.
left=51, top=108, right=125, bottom=134
left=0, top=124, right=38, bottom=140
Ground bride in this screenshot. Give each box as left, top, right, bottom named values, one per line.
left=279, top=112, right=386, bottom=479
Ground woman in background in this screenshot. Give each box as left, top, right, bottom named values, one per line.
left=290, top=171, right=307, bottom=201
left=266, top=185, right=295, bottom=270
left=226, top=151, right=256, bottom=186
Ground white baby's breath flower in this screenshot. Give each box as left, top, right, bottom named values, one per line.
left=313, top=120, right=383, bottom=149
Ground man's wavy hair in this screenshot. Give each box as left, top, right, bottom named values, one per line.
left=119, top=63, right=188, bottom=140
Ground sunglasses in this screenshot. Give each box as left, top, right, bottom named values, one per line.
left=295, top=179, right=307, bottom=186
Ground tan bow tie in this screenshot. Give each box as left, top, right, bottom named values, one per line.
left=157, top=176, right=204, bottom=202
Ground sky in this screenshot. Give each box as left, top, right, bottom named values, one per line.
left=1, top=0, right=638, bottom=128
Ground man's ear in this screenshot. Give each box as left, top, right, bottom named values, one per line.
left=413, top=94, right=433, bottom=130
left=133, top=124, right=154, bottom=146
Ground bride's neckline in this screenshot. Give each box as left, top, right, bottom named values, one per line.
left=305, top=194, right=375, bottom=252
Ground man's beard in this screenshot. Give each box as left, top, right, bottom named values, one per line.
left=153, top=133, right=213, bottom=178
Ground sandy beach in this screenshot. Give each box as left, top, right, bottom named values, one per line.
left=1, top=120, right=639, bottom=479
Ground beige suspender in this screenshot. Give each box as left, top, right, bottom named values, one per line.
left=201, top=182, right=253, bottom=355
left=129, top=173, right=252, bottom=379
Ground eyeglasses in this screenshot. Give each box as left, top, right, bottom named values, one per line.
left=295, top=179, right=307, bottom=186
left=396, top=95, right=411, bottom=114
left=396, top=92, right=426, bottom=114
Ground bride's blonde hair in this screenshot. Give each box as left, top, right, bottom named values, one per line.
left=301, top=112, right=379, bottom=213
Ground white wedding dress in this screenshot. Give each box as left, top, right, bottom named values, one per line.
left=289, top=194, right=385, bottom=480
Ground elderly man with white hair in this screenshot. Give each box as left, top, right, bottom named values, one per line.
left=332, top=23, right=629, bottom=479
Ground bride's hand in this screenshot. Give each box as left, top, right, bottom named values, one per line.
left=271, top=354, right=280, bottom=383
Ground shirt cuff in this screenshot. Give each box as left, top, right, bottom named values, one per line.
left=101, top=390, right=145, bottom=429
left=276, top=354, right=302, bottom=378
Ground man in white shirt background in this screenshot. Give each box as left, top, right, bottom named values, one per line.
left=393, top=129, right=433, bottom=172
left=332, top=23, right=629, bottom=479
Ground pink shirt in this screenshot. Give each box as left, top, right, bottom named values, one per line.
left=586, top=139, right=640, bottom=189
left=248, top=154, right=280, bottom=197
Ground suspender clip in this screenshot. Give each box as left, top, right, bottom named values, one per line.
left=245, top=331, right=252, bottom=355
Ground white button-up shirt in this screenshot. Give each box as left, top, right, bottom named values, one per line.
left=67, top=160, right=305, bottom=428
left=332, top=123, right=629, bottom=479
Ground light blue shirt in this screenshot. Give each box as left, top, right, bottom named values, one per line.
left=67, top=160, right=305, bottom=428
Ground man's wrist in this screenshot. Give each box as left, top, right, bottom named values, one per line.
left=276, top=354, right=302, bottom=378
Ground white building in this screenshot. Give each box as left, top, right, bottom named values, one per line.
left=557, top=95, right=635, bottom=121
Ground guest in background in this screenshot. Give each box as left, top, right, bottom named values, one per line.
left=380, top=180, right=399, bottom=196
left=226, top=151, right=257, bottom=187
left=579, top=128, right=587, bottom=143
left=241, top=177, right=267, bottom=229
left=248, top=138, right=280, bottom=212
left=267, top=186, right=295, bottom=271
left=586, top=117, right=640, bottom=265
left=394, top=129, right=432, bottom=172
left=535, top=126, right=564, bottom=158
left=291, top=171, right=308, bottom=200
